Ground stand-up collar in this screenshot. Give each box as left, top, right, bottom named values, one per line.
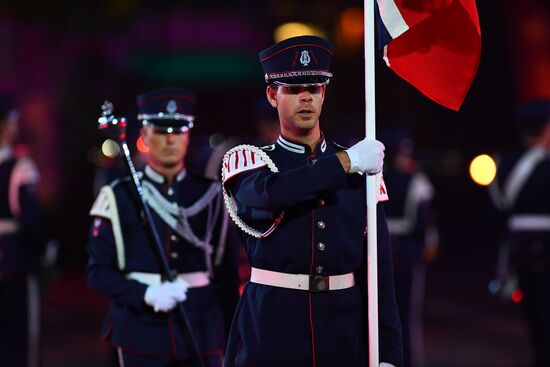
left=276, top=134, right=327, bottom=155
left=144, top=165, right=187, bottom=184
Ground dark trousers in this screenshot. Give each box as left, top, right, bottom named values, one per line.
left=117, top=348, right=223, bottom=367
left=0, top=275, right=40, bottom=367
left=510, top=233, right=550, bottom=367
left=518, top=269, right=550, bottom=367
left=395, top=261, right=426, bottom=367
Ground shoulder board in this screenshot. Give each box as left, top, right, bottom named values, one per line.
left=260, top=144, right=276, bottom=151
left=377, top=173, right=389, bottom=203
left=90, top=185, right=117, bottom=220
left=221, top=144, right=278, bottom=184
left=90, top=184, right=127, bottom=270
left=331, top=141, right=349, bottom=151
left=110, top=174, right=138, bottom=189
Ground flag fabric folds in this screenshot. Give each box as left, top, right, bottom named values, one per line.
left=376, top=0, right=481, bottom=111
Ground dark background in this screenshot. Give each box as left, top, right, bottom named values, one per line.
left=1, top=0, right=549, bottom=366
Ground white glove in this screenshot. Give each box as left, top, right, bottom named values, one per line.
left=345, top=138, right=385, bottom=175
left=144, top=280, right=188, bottom=312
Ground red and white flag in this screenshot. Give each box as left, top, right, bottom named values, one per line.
left=376, top=0, right=481, bottom=110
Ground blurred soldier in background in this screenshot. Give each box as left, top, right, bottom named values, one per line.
left=382, top=129, right=439, bottom=367
left=0, top=93, right=46, bottom=367
left=86, top=87, right=239, bottom=367
left=489, top=99, right=550, bottom=367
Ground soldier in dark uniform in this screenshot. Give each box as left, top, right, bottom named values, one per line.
left=221, top=36, right=402, bottom=367
left=382, top=130, right=438, bottom=367
left=489, top=99, right=550, bottom=367
left=87, top=88, right=239, bottom=367
left=0, top=93, right=45, bottom=367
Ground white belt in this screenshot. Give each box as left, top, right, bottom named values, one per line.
left=508, top=215, right=550, bottom=231
left=0, top=220, right=19, bottom=235
left=250, top=267, right=355, bottom=292
left=126, top=271, right=210, bottom=288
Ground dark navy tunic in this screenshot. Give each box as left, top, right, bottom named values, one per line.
left=223, top=136, right=403, bottom=367
left=86, top=166, right=239, bottom=361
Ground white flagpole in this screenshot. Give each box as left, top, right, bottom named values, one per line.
left=364, top=0, right=379, bottom=366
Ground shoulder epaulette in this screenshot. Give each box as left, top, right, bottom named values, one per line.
left=221, top=144, right=278, bottom=184
left=89, top=185, right=126, bottom=270
left=221, top=144, right=282, bottom=239
left=90, top=185, right=115, bottom=219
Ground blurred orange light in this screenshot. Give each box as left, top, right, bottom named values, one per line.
left=337, top=6, right=365, bottom=51
left=340, top=7, right=364, bottom=39
left=273, top=22, right=326, bottom=43
left=136, top=136, right=149, bottom=153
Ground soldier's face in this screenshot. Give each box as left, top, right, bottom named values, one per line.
left=266, top=84, right=326, bottom=134
left=141, top=126, right=190, bottom=169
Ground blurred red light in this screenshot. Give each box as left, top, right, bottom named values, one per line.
left=511, top=289, right=524, bottom=303
left=136, top=136, right=149, bottom=153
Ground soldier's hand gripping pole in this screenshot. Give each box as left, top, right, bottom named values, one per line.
left=97, top=101, right=205, bottom=367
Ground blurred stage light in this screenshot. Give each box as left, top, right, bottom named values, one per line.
left=274, top=22, right=326, bottom=43
left=339, top=7, right=364, bottom=41
left=469, top=154, right=496, bottom=186
left=487, top=279, right=501, bottom=294
left=102, top=139, right=120, bottom=158
left=136, top=136, right=149, bottom=153
left=511, top=289, right=524, bottom=303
